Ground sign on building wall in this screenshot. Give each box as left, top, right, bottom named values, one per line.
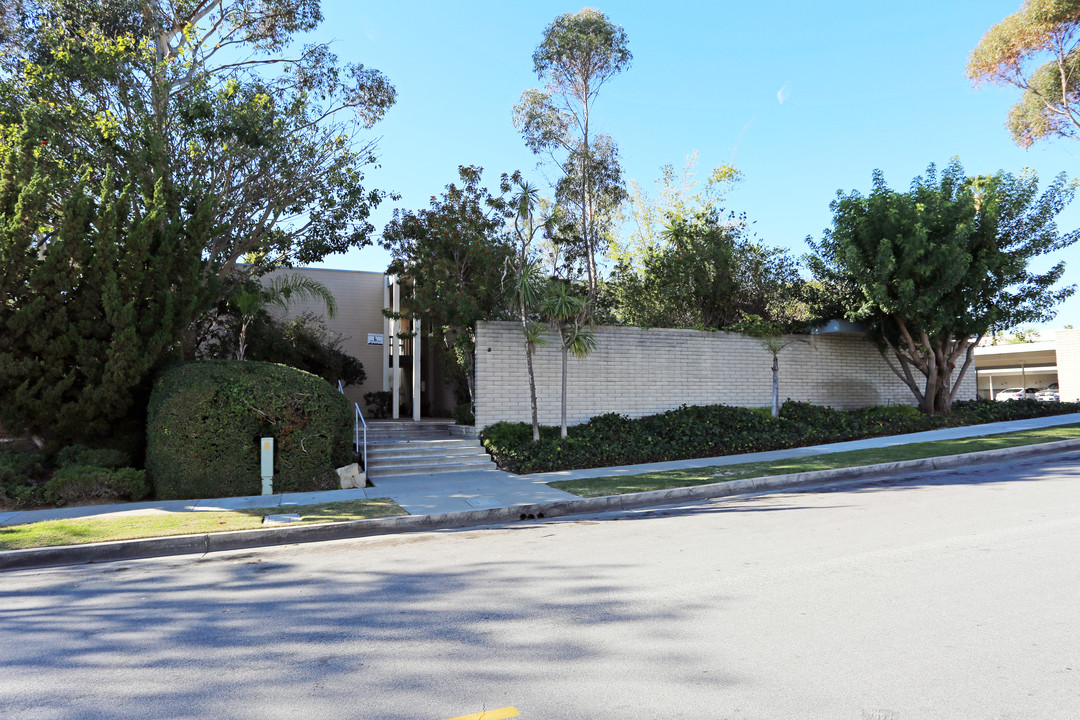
left=367, top=333, right=384, bottom=346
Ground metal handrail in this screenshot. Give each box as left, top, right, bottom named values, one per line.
left=355, top=402, right=368, bottom=472
left=338, top=381, right=368, bottom=471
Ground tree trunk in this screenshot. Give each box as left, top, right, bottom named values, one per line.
left=771, top=353, right=780, bottom=418
left=560, top=340, right=569, bottom=440
left=522, top=313, right=541, bottom=442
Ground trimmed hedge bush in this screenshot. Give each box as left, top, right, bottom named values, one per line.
left=146, top=360, right=352, bottom=500
left=44, top=466, right=149, bottom=505
left=481, top=399, right=1080, bottom=474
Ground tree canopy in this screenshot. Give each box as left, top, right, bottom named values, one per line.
left=0, top=0, right=396, bottom=290
left=514, top=8, right=631, bottom=304
left=0, top=0, right=394, bottom=442
left=809, top=159, right=1078, bottom=414
left=968, top=0, right=1080, bottom=146
left=380, top=166, right=514, bottom=404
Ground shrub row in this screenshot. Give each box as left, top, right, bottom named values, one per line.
left=0, top=442, right=144, bottom=510
left=481, top=399, right=1080, bottom=474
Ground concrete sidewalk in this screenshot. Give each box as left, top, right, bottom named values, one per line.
left=2, top=412, right=1079, bottom=528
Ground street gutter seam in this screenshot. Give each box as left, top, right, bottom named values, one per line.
left=3, top=438, right=1080, bottom=572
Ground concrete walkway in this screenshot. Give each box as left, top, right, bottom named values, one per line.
left=2, top=413, right=1078, bottom=527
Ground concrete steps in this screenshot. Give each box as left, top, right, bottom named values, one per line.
left=363, top=421, right=495, bottom=479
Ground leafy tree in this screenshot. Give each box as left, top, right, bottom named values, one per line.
left=809, top=159, right=1078, bottom=414
left=380, top=166, right=514, bottom=408
left=968, top=0, right=1080, bottom=147
left=1, top=0, right=396, bottom=303
left=514, top=8, right=631, bottom=304
left=541, top=281, right=597, bottom=439
left=613, top=153, right=743, bottom=270
left=0, top=0, right=393, bottom=441
left=608, top=209, right=805, bottom=330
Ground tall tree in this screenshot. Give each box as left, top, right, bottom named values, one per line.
left=968, top=0, right=1080, bottom=147
left=0, top=0, right=393, bottom=439
left=809, top=159, right=1078, bottom=414
left=607, top=208, right=805, bottom=330
left=380, top=166, right=514, bottom=409
left=514, top=8, right=631, bottom=304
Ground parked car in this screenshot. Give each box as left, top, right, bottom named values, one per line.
left=1035, top=383, right=1060, bottom=402
left=995, top=387, right=1038, bottom=401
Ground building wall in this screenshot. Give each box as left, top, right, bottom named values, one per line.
left=474, top=321, right=978, bottom=429
left=1055, top=328, right=1080, bottom=402
left=268, top=268, right=388, bottom=410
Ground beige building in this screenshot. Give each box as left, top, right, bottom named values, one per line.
left=973, top=328, right=1080, bottom=401
left=273, top=268, right=454, bottom=419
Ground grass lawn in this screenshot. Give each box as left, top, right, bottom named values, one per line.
left=0, top=498, right=407, bottom=551
left=549, top=424, right=1080, bottom=498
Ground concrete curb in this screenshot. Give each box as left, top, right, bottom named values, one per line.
left=4, top=438, right=1080, bottom=572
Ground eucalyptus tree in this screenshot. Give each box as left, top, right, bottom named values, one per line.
left=968, top=0, right=1080, bottom=147
left=514, top=8, right=631, bottom=304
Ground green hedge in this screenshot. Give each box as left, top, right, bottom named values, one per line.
left=481, top=399, right=1080, bottom=474
left=146, top=360, right=352, bottom=500
left=44, top=466, right=149, bottom=505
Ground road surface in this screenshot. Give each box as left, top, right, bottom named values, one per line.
left=3, top=452, right=1080, bottom=719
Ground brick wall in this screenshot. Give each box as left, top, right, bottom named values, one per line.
left=474, top=322, right=977, bottom=429
left=1054, top=328, right=1080, bottom=401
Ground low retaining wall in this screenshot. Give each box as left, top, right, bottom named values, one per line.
left=474, top=322, right=976, bottom=430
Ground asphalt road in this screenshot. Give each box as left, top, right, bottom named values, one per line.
left=3, top=452, right=1080, bottom=720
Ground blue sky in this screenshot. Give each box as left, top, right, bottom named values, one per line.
left=306, top=1, right=1080, bottom=330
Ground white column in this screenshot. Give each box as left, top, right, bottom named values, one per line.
left=413, top=317, right=421, bottom=421
left=382, top=276, right=390, bottom=392
left=392, top=276, right=400, bottom=419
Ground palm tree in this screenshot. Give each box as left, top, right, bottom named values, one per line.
left=507, top=180, right=550, bottom=442
left=232, top=274, right=339, bottom=361
left=541, top=283, right=597, bottom=439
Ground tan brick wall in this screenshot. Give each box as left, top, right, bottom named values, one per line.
left=1054, top=328, right=1080, bottom=402
left=475, top=322, right=977, bottom=429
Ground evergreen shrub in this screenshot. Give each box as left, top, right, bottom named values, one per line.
left=56, top=444, right=130, bottom=470
left=481, top=398, right=1080, bottom=474
left=44, top=466, right=149, bottom=505
left=952, top=398, right=1080, bottom=423
left=146, top=360, right=351, bottom=500
left=0, top=449, right=49, bottom=509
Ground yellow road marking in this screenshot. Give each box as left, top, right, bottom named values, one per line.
left=442, top=707, right=520, bottom=720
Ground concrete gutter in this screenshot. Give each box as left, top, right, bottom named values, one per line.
left=3, top=438, right=1079, bottom=572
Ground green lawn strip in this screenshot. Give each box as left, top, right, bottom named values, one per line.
left=549, top=424, right=1080, bottom=497
left=0, top=498, right=407, bottom=551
